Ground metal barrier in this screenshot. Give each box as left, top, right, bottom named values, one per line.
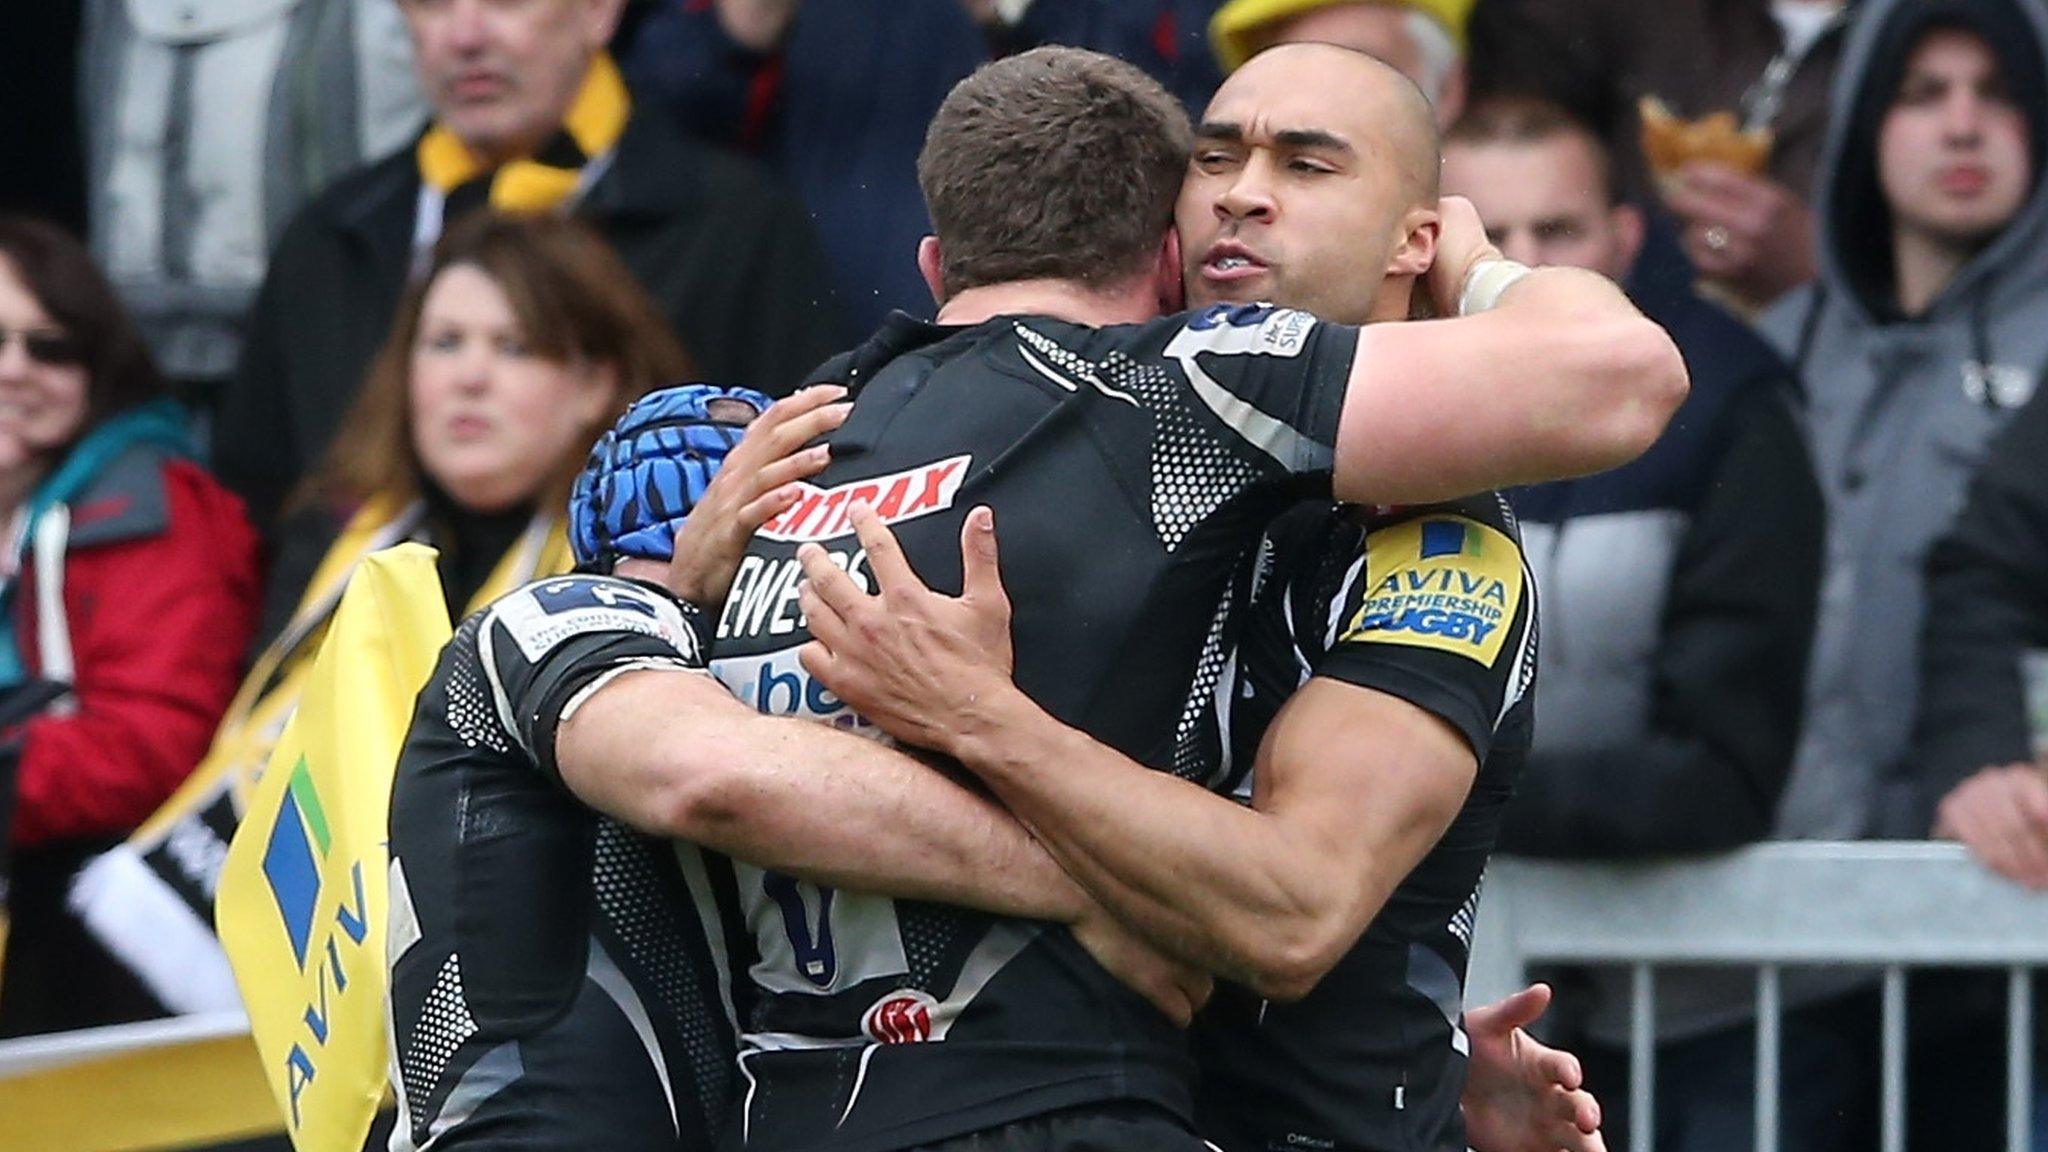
left=1468, top=842, right=2048, bottom=1152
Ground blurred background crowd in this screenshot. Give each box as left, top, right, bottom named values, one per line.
left=2, top=0, right=2048, bottom=1148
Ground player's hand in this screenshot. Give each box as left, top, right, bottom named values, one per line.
left=1425, top=196, right=1509, bottom=317
left=667, top=385, right=848, bottom=609
left=1461, top=984, right=1606, bottom=1152
left=797, top=503, right=1016, bottom=755
left=1071, top=906, right=1213, bottom=1027
left=1664, top=163, right=1817, bottom=309
left=1934, top=763, right=2048, bottom=889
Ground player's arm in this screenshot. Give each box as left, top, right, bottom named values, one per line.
left=554, top=622, right=1212, bottom=1021
left=475, top=576, right=1210, bottom=1022
left=800, top=503, right=1479, bottom=999
left=474, top=573, right=1075, bottom=923
left=1330, top=197, right=1688, bottom=505
left=970, top=676, right=1475, bottom=1000
left=556, top=667, right=1088, bottom=922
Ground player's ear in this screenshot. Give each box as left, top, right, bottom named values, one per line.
left=917, top=236, right=948, bottom=305
left=1386, top=204, right=1440, bottom=279
left=1155, top=228, right=1185, bottom=313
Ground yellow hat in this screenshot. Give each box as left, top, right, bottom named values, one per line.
left=1209, top=0, right=1476, bottom=72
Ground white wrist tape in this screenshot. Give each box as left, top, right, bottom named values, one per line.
left=1457, top=258, right=1535, bottom=316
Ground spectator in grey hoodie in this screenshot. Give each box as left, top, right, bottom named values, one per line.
left=1763, top=0, right=2048, bottom=850
left=1752, top=1, right=2048, bottom=1146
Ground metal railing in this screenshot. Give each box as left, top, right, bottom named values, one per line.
left=1468, top=842, right=2048, bottom=1152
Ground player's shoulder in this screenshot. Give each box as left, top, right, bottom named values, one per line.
left=1106, top=303, right=1333, bottom=363
left=479, top=573, right=706, bottom=670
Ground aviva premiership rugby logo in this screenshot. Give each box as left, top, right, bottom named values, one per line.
left=1344, top=516, right=1526, bottom=667
left=261, top=755, right=371, bottom=1127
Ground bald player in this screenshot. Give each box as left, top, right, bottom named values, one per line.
left=799, top=43, right=1603, bottom=1152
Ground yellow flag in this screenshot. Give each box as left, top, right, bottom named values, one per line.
left=217, top=543, right=452, bottom=1151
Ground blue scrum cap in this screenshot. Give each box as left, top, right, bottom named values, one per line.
left=569, top=383, right=773, bottom=568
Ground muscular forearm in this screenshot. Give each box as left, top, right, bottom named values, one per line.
left=946, top=684, right=1386, bottom=1000
left=557, top=669, right=1086, bottom=922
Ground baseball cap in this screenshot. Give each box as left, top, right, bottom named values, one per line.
left=1209, top=0, right=1476, bottom=72
left=569, top=383, right=773, bottom=569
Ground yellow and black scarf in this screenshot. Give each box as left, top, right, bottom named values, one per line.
left=416, top=52, right=631, bottom=218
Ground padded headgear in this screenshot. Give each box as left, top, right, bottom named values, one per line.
left=569, top=384, right=772, bottom=568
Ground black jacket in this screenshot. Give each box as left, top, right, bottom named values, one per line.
left=217, top=104, right=844, bottom=526
left=1900, top=383, right=2048, bottom=834
left=1499, top=287, right=1824, bottom=856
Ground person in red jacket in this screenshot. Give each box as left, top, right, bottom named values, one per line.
left=0, top=216, right=258, bottom=1037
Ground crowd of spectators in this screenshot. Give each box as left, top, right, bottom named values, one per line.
left=4, top=0, right=2048, bottom=1147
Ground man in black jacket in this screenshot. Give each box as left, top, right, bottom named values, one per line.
left=1893, top=373, right=2048, bottom=1152
left=1912, top=386, right=2048, bottom=880
left=219, top=0, right=843, bottom=528
left=1442, top=97, right=1823, bottom=861
left=1442, top=95, right=1828, bottom=1152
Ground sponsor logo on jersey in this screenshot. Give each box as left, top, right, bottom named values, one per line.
left=717, top=548, right=871, bottom=644
left=757, top=455, right=971, bottom=543
left=494, top=577, right=698, bottom=664
left=862, top=989, right=939, bottom=1044
left=1180, top=303, right=1317, bottom=357
left=1342, top=516, right=1525, bottom=666
left=711, top=645, right=871, bottom=731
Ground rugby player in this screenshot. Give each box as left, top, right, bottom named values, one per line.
left=551, top=45, right=1679, bottom=1152
left=386, top=384, right=1219, bottom=1151
left=383, top=386, right=791, bottom=1151
left=384, top=382, right=1587, bottom=1152
left=792, top=43, right=1597, bottom=1152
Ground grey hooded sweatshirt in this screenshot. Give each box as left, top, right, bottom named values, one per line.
left=1760, top=0, right=2048, bottom=843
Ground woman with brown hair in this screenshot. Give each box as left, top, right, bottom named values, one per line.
left=71, top=211, right=692, bottom=1018
left=285, top=209, right=694, bottom=629
left=0, top=216, right=261, bottom=1036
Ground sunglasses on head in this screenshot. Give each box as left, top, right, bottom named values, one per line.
left=0, top=325, right=84, bottom=367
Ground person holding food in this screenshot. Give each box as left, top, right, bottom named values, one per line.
left=1468, top=0, right=1854, bottom=311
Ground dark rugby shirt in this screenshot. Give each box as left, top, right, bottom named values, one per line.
left=707, top=305, right=1358, bottom=1151
left=1195, top=495, right=1537, bottom=1152
left=386, top=574, right=744, bottom=1152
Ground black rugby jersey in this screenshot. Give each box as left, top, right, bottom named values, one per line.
left=707, top=304, right=1358, bottom=1151
left=387, top=574, right=743, bottom=1152
left=1194, top=495, right=1537, bottom=1152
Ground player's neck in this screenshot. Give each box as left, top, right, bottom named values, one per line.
left=936, top=277, right=1163, bottom=328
